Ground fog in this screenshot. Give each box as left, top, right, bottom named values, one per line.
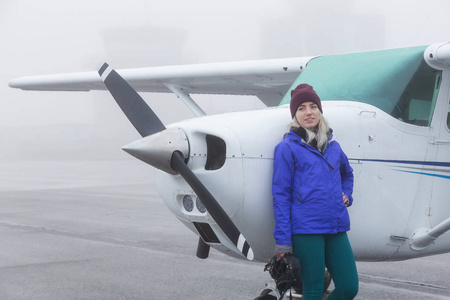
left=1, top=0, right=449, bottom=160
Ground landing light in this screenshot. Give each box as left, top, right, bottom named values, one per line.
left=182, top=195, right=194, bottom=212
left=181, top=195, right=207, bottom=214
left=196, top=197, right=207, bottom=213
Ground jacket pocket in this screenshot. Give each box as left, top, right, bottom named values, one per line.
left=293, top=187, right=303, bottom=203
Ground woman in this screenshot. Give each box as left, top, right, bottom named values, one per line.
left=272, top=84, right=358, bottom=299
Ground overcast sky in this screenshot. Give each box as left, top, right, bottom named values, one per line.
left=1, top=0, right=450, bottom=160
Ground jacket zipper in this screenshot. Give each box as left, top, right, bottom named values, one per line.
left=301, top=143, right=335, bottom=170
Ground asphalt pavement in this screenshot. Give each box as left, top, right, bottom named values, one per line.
left=0, top=160, right=449, bottom=299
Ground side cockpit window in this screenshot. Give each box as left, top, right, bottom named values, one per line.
left=395, top=61, right=441, bottom=127
left=447, top=101, right=450, bottom=130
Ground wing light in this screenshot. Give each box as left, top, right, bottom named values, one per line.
left=424, top=42, right=450, bottom=70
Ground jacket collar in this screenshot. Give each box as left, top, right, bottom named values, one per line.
left=287, top=127, right=334, bottom=153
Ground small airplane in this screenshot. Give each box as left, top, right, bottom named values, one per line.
left=9, top=41, right=450, bottom=293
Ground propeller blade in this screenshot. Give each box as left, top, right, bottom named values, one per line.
left=97, top=62, right=166, bottom=137
left=170, top=151, right=254, bottom=261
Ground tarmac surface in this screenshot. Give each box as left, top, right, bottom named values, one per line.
left=0, top=160, right=449, bottom=299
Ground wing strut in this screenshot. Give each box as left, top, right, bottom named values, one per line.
left=410, top=217, right=450, bottom=251
left=163, top=82, right=206, bottom=117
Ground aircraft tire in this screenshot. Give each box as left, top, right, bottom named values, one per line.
left=253, top=289, right=277, bottom=300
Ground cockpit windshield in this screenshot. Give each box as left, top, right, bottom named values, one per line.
left=280, top=46, right=442, bottom=127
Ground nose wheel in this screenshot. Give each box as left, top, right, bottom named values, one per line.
left=253, top=289, right=277, bottom=300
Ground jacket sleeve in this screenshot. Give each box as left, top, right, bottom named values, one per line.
left=339, top=149, right=354, bottom=206
left=272, top=142, right=295, bottom=247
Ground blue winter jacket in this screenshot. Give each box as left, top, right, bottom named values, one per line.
left=272, top=129, right=354, bottom=248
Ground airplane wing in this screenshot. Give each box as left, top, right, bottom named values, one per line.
left=9, top=57, right=312, bottom=107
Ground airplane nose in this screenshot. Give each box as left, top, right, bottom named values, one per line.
left=122, top=127, right=189, bottom=175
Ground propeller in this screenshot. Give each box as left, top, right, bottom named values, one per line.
left=98, top=63, right=254, bottom=260
left=98, top=63, right=165, bottom=137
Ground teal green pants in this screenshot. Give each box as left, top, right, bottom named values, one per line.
left=292, top=232, right=358, bottom=300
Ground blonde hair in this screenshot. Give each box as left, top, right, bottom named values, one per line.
left=288, top=113, right=330, bottom=152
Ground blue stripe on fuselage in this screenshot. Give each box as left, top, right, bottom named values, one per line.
left=348, top=158, right=450, bottom=168
left=348, top=158, right=450, bottom=180
left=394, top=170, right=450, bottom=180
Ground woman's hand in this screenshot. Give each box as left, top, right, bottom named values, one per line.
left=343, top=193, right=349, bottom=207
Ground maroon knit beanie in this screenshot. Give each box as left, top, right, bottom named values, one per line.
left=290, top=84, right=323, bottom=118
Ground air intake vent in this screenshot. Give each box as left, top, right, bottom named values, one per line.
left=205, top=135, right=226, bottom=170
left=193, top=222, right=220, bottom=243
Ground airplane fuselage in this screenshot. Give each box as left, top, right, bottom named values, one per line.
left=153, top=99, right=450, bottom=262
